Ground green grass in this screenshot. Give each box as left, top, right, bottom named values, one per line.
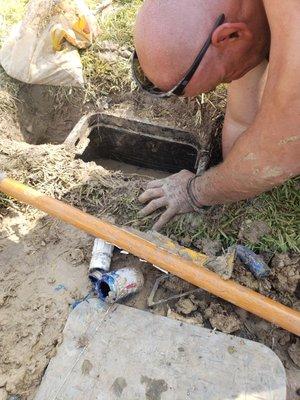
left=80, top=43, right=132, bottom=98
left=0, top=0, right=28, bottom=45
left=164, top=178, right=300, bottom=253
left=81, top=0, right=142, bottom=100
left=248, top=179, right=300, bottom=252
left=100, top=0, right=142, bottom=47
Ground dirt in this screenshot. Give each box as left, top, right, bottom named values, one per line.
left=288, top=339, right=300, bottom=368
left=0, top=215, right=92, bottom=399
left=111, top=377, right=127, bottom=397
left=166, top=308, right=204, bottom=326
left=238, top=219, right=271, bottom=244
left=94, top=158, right=169, bottom=179
left=204, top=303, right=241, bottom=334
left=232, top=254, right=300, bottom=307
left=196, top=238, right=222, bottom=256
left=271, top=253, right=300, bottom=295
left=7, top=78, right=223, bottom=156
left=175, top=297, right=198, bottom=315
left=0, top=70, right=298, bottom=399
left=16, top=84, right=91, bottom=145
left=204, top=250, right=235, bottom=280
left=0, top=131, right=299, bottom=400
left=0, top=196, right=299, bottom=399
left=114, top=253, right=299, bottom=398
left=140, top=375, right=168, bottom=400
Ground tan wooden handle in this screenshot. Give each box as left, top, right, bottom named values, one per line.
left=1, top=175, right=299, bottom=335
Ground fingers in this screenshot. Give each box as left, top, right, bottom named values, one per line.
left=138, top=187, right=164, bottom=204
left=139, top=197, right=167, bottom=217
left=146, top=179, right=165, bottom=189
left=152, top=208, right=176, bottom=232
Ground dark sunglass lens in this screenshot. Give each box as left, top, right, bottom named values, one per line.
left=132, top=59, right=151, bottom=86
left=132, top=51, right=168, bottom=96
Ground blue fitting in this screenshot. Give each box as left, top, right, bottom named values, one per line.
left=236, top=245, right=271, bottom=279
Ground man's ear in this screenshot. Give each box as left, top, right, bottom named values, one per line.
left=211, top=22, right=253, bottom=48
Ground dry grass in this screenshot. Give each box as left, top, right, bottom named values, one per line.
left=0, top=0, right=27, bottom=138
left=100, top=0, right=142, bottom=47
left=1, top=138, right=299, bottom=253
left=0, top=138, right=147, bottom=226
left=81, top=0, right=142, bottom=100
left=0, top=0, right=28, bottom=45
left=0, top=68, right=21, bottom=139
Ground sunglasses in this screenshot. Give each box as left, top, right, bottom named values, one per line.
left=132, top=14, right=225, bottom=98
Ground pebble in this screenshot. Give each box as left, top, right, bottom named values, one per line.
left=175, top=298, right=197, bottom=315
left=205, top=303, right=241, bottom=334
left=209, top=314, right=241, bottom=334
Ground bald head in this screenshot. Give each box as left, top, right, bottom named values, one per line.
left=134, top=0, right=269, bottom=95
left=134, top=0, right=227, bottom=91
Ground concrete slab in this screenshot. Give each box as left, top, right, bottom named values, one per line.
left=35, top=299, right=286, bottom=400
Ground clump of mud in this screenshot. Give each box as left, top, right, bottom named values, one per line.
left=232, top=253, right=299, bottom=307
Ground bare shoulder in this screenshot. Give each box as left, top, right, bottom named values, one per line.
left=226, top=60, right=268, bottom=126
left=263, top=0, right=300, bottom=21
left=229, top=61, right=268, bottom=98
left=263, top=0, right=300, bottom=48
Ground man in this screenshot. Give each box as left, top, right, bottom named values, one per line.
left=133, top=0, right=300, bottom=231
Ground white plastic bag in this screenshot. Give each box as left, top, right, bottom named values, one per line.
left=0, top=0, right=98, bottom=86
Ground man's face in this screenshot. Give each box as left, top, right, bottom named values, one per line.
left=134, top=0, right=269, bottom=98
left=157, top=38, right=266, bottom=97
left=182, top=62, right=224, bottom=97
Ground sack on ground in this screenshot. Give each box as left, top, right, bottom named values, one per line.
left=0, top=0, right=98, bottom=86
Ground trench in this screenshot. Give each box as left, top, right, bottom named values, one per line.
left=76, top=115, right=201, bottom=178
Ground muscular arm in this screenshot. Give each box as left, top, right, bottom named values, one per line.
left=195, top=108, right=299, bottom=205
left=138, top=0, right=300, bottom=230
left=193, top=3, right=300, bottom=206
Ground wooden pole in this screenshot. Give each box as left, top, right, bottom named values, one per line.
left=1, top=175, right=299, bottom=335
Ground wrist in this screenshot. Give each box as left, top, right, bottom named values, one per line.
left=187, top=175, right=208, bottom=212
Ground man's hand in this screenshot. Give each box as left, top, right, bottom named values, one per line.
left=138, top=169, right=195, bottom=231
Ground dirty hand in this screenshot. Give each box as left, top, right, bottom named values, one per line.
left=138, top=170, right=196, bottom=231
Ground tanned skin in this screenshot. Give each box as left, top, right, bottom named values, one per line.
left=135, top=0, right=300, bottom=231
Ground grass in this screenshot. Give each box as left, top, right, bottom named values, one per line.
left=100, top=0, right=142, bottom=47
left=250, top=179, right=300, bottom=252
left=0, top=0, right=299, bottom=253
left=80, top=44, right=131, bottom=98
left=0, top=0, right=28, bottom=45
left=0, top=0, right=27, bottom=123
left=80, top=0, right=142, bottom=100
left=1, top=134, right=298, bottom=253
left=192, top=178, right=300, bottom=253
